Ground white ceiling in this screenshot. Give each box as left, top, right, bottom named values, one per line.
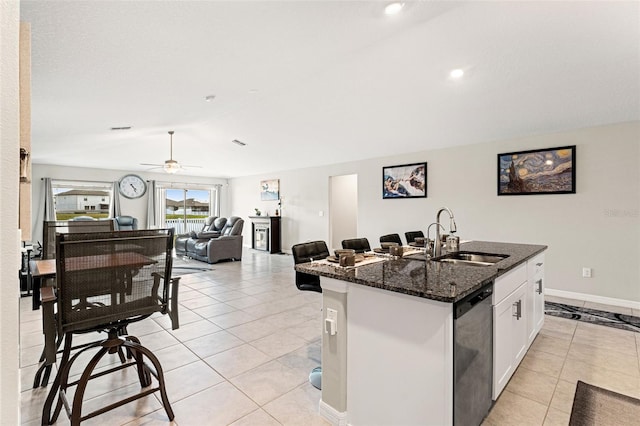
left=21, top=1, right=640, bottom=178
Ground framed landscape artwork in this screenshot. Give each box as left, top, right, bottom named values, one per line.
left=260, top=179, right=280, bottom=201
left=382, top=162, right=427, bottom=199
left=498, top=145, right=576, bottom=195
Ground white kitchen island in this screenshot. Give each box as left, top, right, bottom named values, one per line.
left=295, top=241, right=546, bottom=426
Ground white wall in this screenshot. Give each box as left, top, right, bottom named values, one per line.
left=230, top=122, right=640, bottom=304
left=31, top=164, right=230, bottom=241
left=0, top=1, right=21, bottom=423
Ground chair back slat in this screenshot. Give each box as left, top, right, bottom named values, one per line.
left=405, top=231, right=425, bottom=244
left=380, top=233, right=403, bottom=245
left=341, top=238, right=371, bottom=253
left=55, top=229, right=174, bottom=333
left=43, top=219, right=115, bottom=259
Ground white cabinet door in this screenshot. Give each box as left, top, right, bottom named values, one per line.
left=526, top=279, right=536, bottom=347
left=493, top=281, right=527, bottom=399
left=512, top=283, right=528, bottom=365
left=493, top=292, right=515, bottom=399
left=532, top=274, right=544, bottom=334
left=527, top=253, right=545, bottom=346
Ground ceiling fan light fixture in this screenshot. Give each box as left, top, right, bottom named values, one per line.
left=164, top=160, right=181, bottom=174
left=384, top=2, right=404, bottom=15
left=449, top=68, right=465, bottom=79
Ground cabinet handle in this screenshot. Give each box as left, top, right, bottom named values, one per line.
left=536, top=279, right=543, bottom=294
left=513, top=299, right=522, bottom=320
left=536, top=262, right=543, bottom=267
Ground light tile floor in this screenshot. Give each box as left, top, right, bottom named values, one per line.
left=19, top=251, right=639, bottom=425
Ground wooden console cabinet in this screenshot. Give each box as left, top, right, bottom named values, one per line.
left=249, top=216, right=281, bottom=254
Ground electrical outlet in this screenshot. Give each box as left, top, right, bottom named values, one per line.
left=326, top=308, right=337, bottom=322
left=582, top=267, right=592, bottom=278
left=325, top=308, right=338, bottom=335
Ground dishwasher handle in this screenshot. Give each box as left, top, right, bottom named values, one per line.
left=469, top=289, right=492, bottom=306
left=454, top=283, right=493, bottom=319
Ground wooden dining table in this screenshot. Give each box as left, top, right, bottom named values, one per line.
left=29, top=252, right=154, bottom=310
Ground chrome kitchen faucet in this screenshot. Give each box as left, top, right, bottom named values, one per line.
left=433, top=207, right=457, bottom=257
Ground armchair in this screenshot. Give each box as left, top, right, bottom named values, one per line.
left=175, top=216, right=226, bottom=257
left=191, top=216, right=244, bottom=264
left=176, top=216, right=245, bottom=264
left=114, top=215, right=138, bottom=230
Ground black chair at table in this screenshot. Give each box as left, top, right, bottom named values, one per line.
left=405, top=231, right=425, bottom=244
left=380, top=233, right=403, bottom=246
left=341, top=237, right=371, bottom=253
left=292, top=240, right=329, bottom=389
left=32, top=220, right=119, bottom=387
left=40, top=228, right=180, bottom=426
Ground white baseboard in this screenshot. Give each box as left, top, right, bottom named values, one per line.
left=319, top=400, right=347, bottom=426
left=546, top=288, right=640, bottom=310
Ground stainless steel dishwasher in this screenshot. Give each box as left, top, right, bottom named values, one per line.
left=453, top=282, right=494, bottom=426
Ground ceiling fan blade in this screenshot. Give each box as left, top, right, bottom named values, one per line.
left=181, top=165, right=203, bottom=168
left=140, top=163, right=163, bottom=166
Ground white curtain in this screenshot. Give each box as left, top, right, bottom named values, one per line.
left=213, top=184, right=222, bottom=217
left=146, top=180, right=157, bottom=228
left=43, top=178, right=56, bottom=221
left=110, top=180, right=121, bottom=217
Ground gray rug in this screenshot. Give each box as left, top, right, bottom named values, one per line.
left=545, top=302, right=640, bottom=333
left=171, top=256, right=214, bottom=276
left=570, top=381, right=640, bottom=425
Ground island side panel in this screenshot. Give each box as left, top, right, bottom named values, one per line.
left=320, top=278, right=349, bottom=419
left=346, top=284, right=454, bottom=426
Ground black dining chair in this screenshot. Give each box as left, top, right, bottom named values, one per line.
left=291, top=240, right=329, bottom=389
left=40, top=228, right=180, bottom=425
left=380, top=233, right=403, bottom=246
left=292, top=240, right=329, bottom=293
left=341, top=237, right=371, bottom=253
left=405, top=231, right=425, bottom=244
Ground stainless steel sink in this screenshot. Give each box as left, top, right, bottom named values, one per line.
left=432, top=251, right=508, bottom=267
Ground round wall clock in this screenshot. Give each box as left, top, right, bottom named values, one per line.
left=118, top=174, right=147, bottom=199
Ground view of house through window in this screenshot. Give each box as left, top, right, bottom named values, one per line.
left=52, top=180, right=113, bottom=220
left=165, top=188, right=214, bottom=233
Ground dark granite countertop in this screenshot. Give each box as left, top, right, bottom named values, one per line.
left=294, top=241, right=547, bottom=303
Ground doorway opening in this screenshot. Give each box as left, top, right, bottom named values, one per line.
left=329, top=174, right=358, bottom=252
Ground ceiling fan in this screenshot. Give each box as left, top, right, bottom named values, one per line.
left=140, top=130, right=201, bottom=174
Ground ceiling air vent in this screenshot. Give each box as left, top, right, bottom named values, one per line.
left=232, top=139, right=246, bottom=146
left=110, top=126, right=132, bottom=131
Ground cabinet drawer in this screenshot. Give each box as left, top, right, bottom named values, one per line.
left=527, top=253, right=545, bottom=281
left=493, top=263, right=527, bottom=305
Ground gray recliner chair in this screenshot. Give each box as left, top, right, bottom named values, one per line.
left=175, top=216, right=226, bottom=257
left=114, top=215, right=138, bottom=231
left=177, top=216, right=245, bottom=264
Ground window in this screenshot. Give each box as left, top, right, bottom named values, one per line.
left=51, top=180, right=113, bottom=221
left=155, top=184, right=220, bottom=234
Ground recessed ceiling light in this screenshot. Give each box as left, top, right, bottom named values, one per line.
left=384, top=2, right=405, bottom=15
left=248, top=89, right=259, bottom=94
left=204, top=95, right=216, bottom=102
left=449, top=69, right=464, bottom=79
